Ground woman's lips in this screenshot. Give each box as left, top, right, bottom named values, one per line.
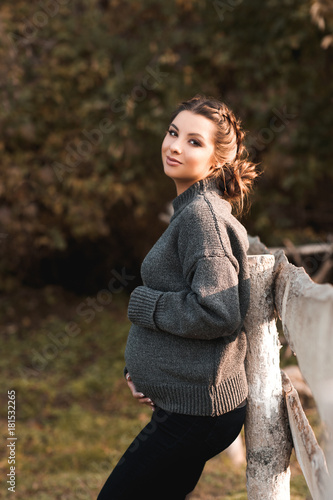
left=166, top=156, right=182, bottom=166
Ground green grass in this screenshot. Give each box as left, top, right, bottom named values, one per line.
left=0, top=285, right=314, bottom=499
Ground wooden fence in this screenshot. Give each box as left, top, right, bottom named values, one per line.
left=245, top=236, right=333, bottom=499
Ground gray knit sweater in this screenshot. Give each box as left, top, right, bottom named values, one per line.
left=125, top=177, right=250, bottom=416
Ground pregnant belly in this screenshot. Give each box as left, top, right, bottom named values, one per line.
left=124, top=324, right=216, bottom=388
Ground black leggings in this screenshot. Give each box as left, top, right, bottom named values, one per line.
left=97, top=402, right=247, bottom=500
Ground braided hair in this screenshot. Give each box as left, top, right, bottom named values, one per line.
left=170, top=95, right=259, bottom=215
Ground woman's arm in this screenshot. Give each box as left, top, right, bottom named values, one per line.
left=128, top=254, right=245, bottom=340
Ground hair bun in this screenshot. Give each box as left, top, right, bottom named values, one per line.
left=218, top=157, right=258, bottom=213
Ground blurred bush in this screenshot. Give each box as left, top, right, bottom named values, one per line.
left=0, top=0, right=332, bottom=292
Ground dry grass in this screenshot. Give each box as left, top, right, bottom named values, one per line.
left=0, top=285, right=318, bottom=499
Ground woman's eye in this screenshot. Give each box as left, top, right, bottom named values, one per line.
left=166, top=129, right=201, bottom=147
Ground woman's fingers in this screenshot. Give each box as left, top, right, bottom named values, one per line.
left=140, top=397, right=154, bottom=406
left=126, top=373, right=155, bottom=409
left=127, top=380, right=144, bottom=399
left=126, top=380, right=142, bottom=398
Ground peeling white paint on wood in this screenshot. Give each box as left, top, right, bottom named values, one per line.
left=274, top=250, right=333, bottom=497
left=282, top=370, right=329, bottom=500
left=318, top=379, right=333, bottom=498
left=247, top=237, right=333, bottom=498
left=274, top=250, right=333, bottom=432
left=244, top=255, right=292, bottom=499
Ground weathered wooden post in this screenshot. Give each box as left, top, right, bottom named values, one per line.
left=244, top=254, right=293, bottom=499
left=274, top=249, right=333, bottom=498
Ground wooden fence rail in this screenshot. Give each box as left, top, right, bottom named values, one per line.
left=245, top=237, right=333, bottom=499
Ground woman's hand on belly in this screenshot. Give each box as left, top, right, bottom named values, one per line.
left=125, top=372, right=156, bottom=411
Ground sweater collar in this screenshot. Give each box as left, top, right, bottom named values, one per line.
left=171, top=177, right=227, bottom=222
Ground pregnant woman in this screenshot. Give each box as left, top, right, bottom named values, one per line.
left=98, top=95, right=258, bottom=500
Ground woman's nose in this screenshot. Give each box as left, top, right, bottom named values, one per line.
left=170, top=139, right=182, bottom=154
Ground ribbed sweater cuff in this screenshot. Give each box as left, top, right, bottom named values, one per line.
left=127, top=286, right=163, bottom=330
left=138, top=371, right=248, bottom=416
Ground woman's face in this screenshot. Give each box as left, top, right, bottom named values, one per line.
left=161, top=110, right=217, bottom=195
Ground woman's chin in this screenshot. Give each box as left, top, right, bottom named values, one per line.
left=163, top=165, right=181, bottom=179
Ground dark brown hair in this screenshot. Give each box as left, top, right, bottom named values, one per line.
left=170, top=95, right=259, bottom=215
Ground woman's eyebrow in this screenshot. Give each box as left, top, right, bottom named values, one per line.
left=170, top=123, right=205, bottom=140
left=188, top=132, right=204, bottom=139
